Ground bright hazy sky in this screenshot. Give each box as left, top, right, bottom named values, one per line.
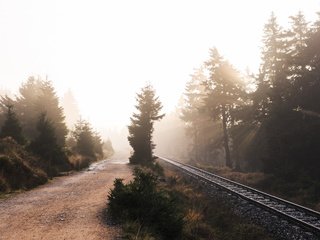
left=0, top=0, right=319, bottom=129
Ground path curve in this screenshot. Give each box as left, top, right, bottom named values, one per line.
left=0, top=158, right=132, bottom=240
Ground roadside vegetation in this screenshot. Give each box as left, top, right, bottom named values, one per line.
left=108, top=168, right=183, bottom=239
left=195, top=164, right=320, bottom=211
left=0, top=137, right=47, bottom=192
left=178, top=12, right=320, bottom=211
left=0, top=77, right=114, bottom=193
left=107, top=165, right=273, bottom=240
left=107, top=84, right=272, bottom=239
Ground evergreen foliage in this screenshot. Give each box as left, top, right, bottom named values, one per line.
left=0, top=105, right=24, bottom=144
left=0, top=76, right=107, bottom=186
left=29, top=113, right=69, bottom=174
left=128, top=85, right=164, bottom=165
left=14, top=77, right=68, bottom=146
left=180, top=11, right=320, bottom=182
left=180, top=67, right=219, bottom=163
left=30, top=113, right=57, bottom=156
left=108, top=168, right=183, bottom=239
left=203, top=48, right=247, bottom=168
left=72, top=119, right=103, bottom=158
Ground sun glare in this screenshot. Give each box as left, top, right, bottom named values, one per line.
left=0, top=0, right=319, bottom=129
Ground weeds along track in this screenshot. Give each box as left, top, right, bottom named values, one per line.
left=158, top=156, right=320, bottom=238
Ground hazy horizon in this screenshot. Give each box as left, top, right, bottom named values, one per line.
left=1, top=0, right=319, bottom=131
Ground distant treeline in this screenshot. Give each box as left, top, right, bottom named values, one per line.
left=180, top=11, right=320, bottom=181
left=0, top=77, right=114, bottom=192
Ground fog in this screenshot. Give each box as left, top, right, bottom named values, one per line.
left=0, top=0, right=319, bottom=158
left=154, top=110, right=190, bottom=161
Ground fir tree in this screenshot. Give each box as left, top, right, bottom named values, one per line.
left=204, top=48, right=246, bottom=168
left=0, top=104, right=24, bottom=144
left=128, top=85, right=164, bottom=165
left=29, top=113, right=68, bottom=174
left=180, top=67, right=216, bottom=162
left=72, top=119, right=96, bottom=158
left=15, top=77, right=68, bottom=146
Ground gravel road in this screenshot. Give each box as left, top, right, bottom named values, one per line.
left=0, top=157, right=132, bottom=240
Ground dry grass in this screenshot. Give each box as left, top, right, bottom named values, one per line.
left=161, top=167, right=273, bottom=240
left=0, top=137, right=48, bottom=192
left=68, top=154, right=94, bottom=170
left=195, top=163, right=269, bottom=188
left=195, top=163, right=320, bottom=211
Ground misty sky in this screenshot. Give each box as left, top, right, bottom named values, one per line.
left=0, top=0, right=319, bottom=129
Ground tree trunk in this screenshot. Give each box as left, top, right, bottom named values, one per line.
left=194, top=125, right=199, bottom=161
left=221, top=105, right=232, bottom=168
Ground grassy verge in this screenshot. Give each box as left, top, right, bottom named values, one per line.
left=0, top=137, right=104, bottom=194
left=194, top=163, right=320, bottom=212
left=0, top=138, right=48, bottom=193
left=106, top=164, right=273, bottom=240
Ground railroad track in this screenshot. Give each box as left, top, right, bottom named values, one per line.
left=157, top=156, right=320, bottom=237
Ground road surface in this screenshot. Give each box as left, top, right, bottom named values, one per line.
left=0, top=157, right=132, bottom=240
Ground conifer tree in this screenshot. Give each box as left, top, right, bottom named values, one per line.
left=204, top=48, right=245, bottom=168
left=254, top=12, right=289, bottom=119
left=29, top=113, right=68, bottom=174
left=72, top=119, right=96, bottom=157
left=180, top=67, right=215, bottom=162
left=128, top=85, right=164, bottom=165
left=15, top=77, right=68, bottom=146
left=0, top=104, right=24, bottom=144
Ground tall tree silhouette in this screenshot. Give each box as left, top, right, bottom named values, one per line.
left=15, top=77, right=68, bottom=146
left=253, top=12, right=289, bottom=121
left=181, top=67, right=219, bottom=162
left=128, top=85, right=164, bottom=165
left=72, top=119, right=96, bottom=158
left=204, top=48, right=245, bottom=168
left=0, top=104, right=24, bottom=144
left=287, top=11, right=310, bottom=106
left=29, top=113, right=69, bottom=174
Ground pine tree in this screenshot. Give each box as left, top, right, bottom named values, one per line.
left=0, top=104, right=24, bottom=144
left=29, top=113, right=68, bottom=174
left=72, top=119, right=95, bottom=157
left=15, top=77, right=68, bottom=146
left=247, top=12, right=320, bottom=177
left=128, top=85, right=164, bottom=165
left=287, top=11, right=310, bottom=104
left=204, top=48, right=245, bottom=168
left=36, top=80, right=68, bottom=146
left=180, top=67, right=217, bottom=162
left=93, top=131, right=104, bottom=159
left=253, top=12, right=289, bottom=120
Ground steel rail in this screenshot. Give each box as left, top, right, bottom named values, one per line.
left=157, top=156, right=320, bottom=236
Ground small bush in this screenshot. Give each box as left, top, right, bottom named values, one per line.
left=108, top=168, right=183, bottom=239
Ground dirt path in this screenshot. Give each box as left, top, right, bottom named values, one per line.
left=0, top=157, right=133, bottom=240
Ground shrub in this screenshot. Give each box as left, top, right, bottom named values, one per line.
left=0, top=137, right=47, bottom=192
left=107, top=168, right=183, bottom=239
